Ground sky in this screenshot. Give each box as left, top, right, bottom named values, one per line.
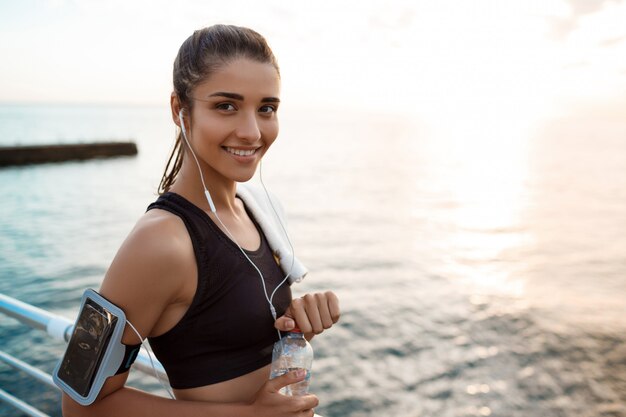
left=1, top=0, right=626, bottom=121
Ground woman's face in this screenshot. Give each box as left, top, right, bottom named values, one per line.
left=185, top=58, right=280, bottom=183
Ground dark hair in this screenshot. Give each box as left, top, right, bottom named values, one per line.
left=158, top=24, right=280, bottom=194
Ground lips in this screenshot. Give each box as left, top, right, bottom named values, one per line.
left=222, top=146, right=260, bottom=157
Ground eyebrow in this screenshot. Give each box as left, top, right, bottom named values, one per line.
left=208, top=92, right=280, bottom=103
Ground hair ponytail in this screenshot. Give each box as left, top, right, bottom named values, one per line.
left=158, top=131, right=184, bottom=194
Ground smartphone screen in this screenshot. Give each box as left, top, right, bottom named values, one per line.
left=57, top=298, right=118, bottom=397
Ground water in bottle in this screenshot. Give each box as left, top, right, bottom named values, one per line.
left=269, top=327, right=314, bottom=395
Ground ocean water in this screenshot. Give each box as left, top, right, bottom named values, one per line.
left=0, top=103, right=625, bottom=417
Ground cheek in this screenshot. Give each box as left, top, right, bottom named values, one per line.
left=263, top=121, right=279, bottom=146
left=192, top=118, right=229, bottom=144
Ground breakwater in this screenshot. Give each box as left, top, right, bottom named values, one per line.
left=0, top=142, right=137, bottom=166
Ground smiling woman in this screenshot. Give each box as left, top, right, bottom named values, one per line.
left=170, top=58, right=281, bottom=185
left=58, top=24, right=339, bottom=417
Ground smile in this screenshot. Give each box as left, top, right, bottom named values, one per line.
left=223, top=147, right=259, bottom=157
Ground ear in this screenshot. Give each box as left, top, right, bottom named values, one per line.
left=170, top=92, right=183, bottom=128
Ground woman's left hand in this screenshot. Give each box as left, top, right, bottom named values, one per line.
left=274, top=291, right=340, bottom=337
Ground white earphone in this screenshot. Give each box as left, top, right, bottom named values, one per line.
left=179, top=109, right=217, bottom=214
left=177, top=108, right=294, bottom=324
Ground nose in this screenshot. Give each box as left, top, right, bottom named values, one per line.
left=235, top=111, right=262, bottom=143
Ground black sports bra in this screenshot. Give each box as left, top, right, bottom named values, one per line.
left=146, top=192, right=292, bottom=389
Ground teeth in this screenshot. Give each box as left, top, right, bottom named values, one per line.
left=225, top=147, right=257, bottom=156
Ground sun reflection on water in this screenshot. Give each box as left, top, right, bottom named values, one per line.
left=412, top=102, right=540, bottom=298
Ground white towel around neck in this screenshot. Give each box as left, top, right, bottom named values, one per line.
left=236, top=182, right=308, bottom=284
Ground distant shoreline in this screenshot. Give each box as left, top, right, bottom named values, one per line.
left=0, top=141, right=138, bottom=166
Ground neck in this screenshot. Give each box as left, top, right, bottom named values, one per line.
left=168, top=158, right=240, bottom=214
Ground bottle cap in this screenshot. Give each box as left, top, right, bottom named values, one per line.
left=290, top=326, right=302, bottom=333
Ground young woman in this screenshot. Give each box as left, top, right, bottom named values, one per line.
left=62, top=24, right=340, bottom=417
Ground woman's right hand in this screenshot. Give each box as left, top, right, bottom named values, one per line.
left=250, top=370, right=319, bottom=417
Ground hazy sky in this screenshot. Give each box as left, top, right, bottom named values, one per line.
left=1, top=0, right=625, bottom=120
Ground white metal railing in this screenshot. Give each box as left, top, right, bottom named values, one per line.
left=0, top=388, right=50, bottom=417
left=0, top=293, right=324, bottom=417
left=0, top=292, right=167, bottom=417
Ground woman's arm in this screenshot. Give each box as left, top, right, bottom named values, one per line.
left=62, top=213, right=318, bottom=417
left=62, top=370, right=317, bottom=417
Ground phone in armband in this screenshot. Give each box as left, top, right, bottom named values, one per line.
left=53, top=289, right=142, bottom=405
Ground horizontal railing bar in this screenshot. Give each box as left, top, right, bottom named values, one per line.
left=0, top=293, right=53, bottom=333
left=0, top=350, right=57, bottom=390
left=0, top=388, right=51, bottom=417
left=132, top=350, right=168, bottom=382
left=0, top=293, right=168, bottom=381
left=0, top=293, right=325, bottom=416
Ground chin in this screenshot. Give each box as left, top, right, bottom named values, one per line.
left=231, top=169, right=257, bottom=183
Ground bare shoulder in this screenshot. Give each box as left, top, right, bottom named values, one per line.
left=99, top=208, right=194, bottom=340
left=130, top=207, right=190, bottom=254
left=107, top=208, right=191, bottom=286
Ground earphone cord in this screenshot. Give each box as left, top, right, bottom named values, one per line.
left=125, top=320, right=176, bottom=399
left=179, top=111, right=296, bottom=343
left=118, top=113, right=296, bottom=399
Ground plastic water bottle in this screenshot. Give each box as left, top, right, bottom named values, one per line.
left=269, top=327, right=314, bottom=395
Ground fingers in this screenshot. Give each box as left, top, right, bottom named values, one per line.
left=290, top=297, right=313, bottom=333
left=274, top=314, right=296, bottom=332
left=266, top=373, right=319, bottom=413
left=317, top=293, right=335, bottom=329
left=326, top=291, right=341, bottom=323
left=266, top=369, right=306, bottom=393
left=254, top=371, right=319, bottom=417
left=303, top=294, right=324, bottom=334
left=291, top=291, right=341, bottom=334
left=298, top=395, right=319, bottom=412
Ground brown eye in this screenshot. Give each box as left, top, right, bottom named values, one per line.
left=216, top=103, right=236, bottom=111
left=259, top=105, right=276, bottom=114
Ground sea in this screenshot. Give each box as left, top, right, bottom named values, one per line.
left=0, top=103, right=625, bottom=417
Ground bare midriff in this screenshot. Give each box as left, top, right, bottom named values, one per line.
left=172, top=364, right=271, bottom=403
